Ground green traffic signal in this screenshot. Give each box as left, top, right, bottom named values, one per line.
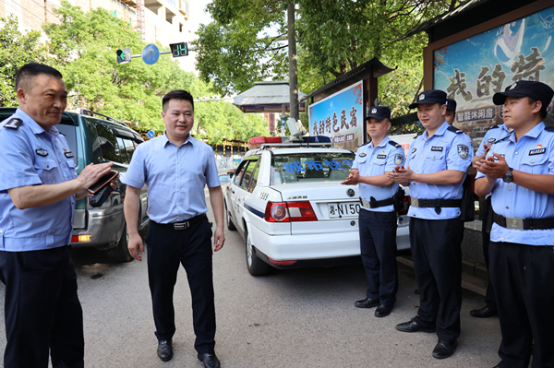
left=116, top=48, right=131, bottom=64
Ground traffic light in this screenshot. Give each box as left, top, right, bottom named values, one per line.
left=116, top=48, right=131, bottom=64
left=169, top=42, right=188, bottom=57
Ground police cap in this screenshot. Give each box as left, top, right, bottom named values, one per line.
left=493, top=80, right=554, bottom=109
left=409, top=90, right=447, bottom=109
left=446, top=98, right=457, bottom=112
left=365, top=106, right=391, bottom=121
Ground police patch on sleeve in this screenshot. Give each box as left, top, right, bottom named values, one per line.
left=4, top=118, right=22, bottom=129
left=457, top=145, right=469, bottom=159
left=36, top=149, right=49, bottom=157
left=394, top=154, right=404, bottom=165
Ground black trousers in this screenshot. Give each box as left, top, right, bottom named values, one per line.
left=146, top=216, right=216, bottom=354
left=409, top=217, right=463, bottom=344
left=481, top=197, right=497, bottom=309
left=358, top=209, right=398, bottom=306
left=0, top=246, right=84, bottom=368
left=489, top=241, right=554, bottom=368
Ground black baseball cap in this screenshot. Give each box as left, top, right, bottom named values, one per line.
left=493, top=80, right=554, bottom=109
left=446, top=98, right=457, bottom=112
left=409, top=90, right=447, bottom=109
left=365, top=106, right=391, bottom=121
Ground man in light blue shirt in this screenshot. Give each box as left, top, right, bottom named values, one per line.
left=388, top=90, right=473, bottom=360
left=342, top=106, right=404, bottom=318
left=123, top=90, right=224, bottom=368
left=469, top=122, right=512, bottom=319
left=474, top=80, right=553, bottom=368
left=0, top=63, right=114, bottom=368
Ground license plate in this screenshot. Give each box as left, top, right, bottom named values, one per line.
left=328, top=202, right=360, bottom=218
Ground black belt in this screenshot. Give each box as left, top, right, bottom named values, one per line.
left=360, top=197, right=394, bottom=209
left=493, top=212, right=554, bottom=230
left=152, top=213, right=207, bottom=230
left=410, top=198, right=461, bottom=208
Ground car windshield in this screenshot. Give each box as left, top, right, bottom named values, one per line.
left=271, top=152, right=355, bottom=184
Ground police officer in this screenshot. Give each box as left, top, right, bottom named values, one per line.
left=123, top=90, right=225, bottom=368
left=388, top=90, right=473, bottom=359
left=0, top=63, right=114, bottom=368
left=474, top=80, right=553, bottom=368
left=445, top=98, right=457, bottom=125
left=342, top=106, right=405, bottom=318
left=469, top=121, right=512, bottom=319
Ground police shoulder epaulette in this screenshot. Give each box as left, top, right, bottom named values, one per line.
left=388, top=140, right=401, bottom=148
left=359, top=141, right=371, bottom=147
left=488, top=124, right=500, bottom=130
left=447, top=125, right=464, bottom=134
left=3, top=118, right=22, bottom=130
left=493, top=132, right=512, bottom=144
left=413, top=131, right=424, bottom=139
left=544, top=126, right=554, bottom=132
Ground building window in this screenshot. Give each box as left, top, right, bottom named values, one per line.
left=179, top=23, right=183, bottom=32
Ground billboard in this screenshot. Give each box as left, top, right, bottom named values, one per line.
left=433, top=7, right=554, bottom=149
left=308, top=81, right=364, bottom=151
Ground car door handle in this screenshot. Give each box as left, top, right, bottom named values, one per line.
left=231, top=189, right=235, bottom=194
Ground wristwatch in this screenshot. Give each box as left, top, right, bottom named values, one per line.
left=503, top=167, right=513, bottom=183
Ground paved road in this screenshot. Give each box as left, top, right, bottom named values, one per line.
left=0, top=208, right=502, bottom=367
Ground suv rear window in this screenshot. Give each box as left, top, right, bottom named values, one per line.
left=271, top=152, right=355, bottom=184
left=56, top=122, right=78, bottom=165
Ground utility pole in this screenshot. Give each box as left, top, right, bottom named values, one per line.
left=287, top=2, right=299, bottom=121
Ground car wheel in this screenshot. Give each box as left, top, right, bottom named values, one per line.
left=106, top=224, right=133, bottom=263
left=226, top=204, right=237, bottom=231
left=245, top=228, right=269, bottom=276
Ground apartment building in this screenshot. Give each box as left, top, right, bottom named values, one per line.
left=0, top=0, right=191, bottom=47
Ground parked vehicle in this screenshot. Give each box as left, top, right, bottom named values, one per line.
left=224, top=136, right=410, bottom=276
left=0, top=108, right=149, bottom=262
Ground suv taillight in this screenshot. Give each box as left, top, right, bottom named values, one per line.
left=264, top=201, right=318, bottom=222
left=399, top=196, right=410, bottom=216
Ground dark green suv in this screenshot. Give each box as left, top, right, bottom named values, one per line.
left=0, top=108, right=149, bottom=262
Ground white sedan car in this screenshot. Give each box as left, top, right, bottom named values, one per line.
left=224, top=138, right=410, bottom=276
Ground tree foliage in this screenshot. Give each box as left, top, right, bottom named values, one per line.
left=0, top=16, right=50, bottom=107
left=194, top=0, right=466, bottom=117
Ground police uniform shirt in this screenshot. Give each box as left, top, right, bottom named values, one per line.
left=475, top=123, right=554, bottom=246
left=352, top=136, right=405, bottom=212
left=122, top=132, right=220, bottom=223
left=476, top=123, right=511, bottom=157
left=406, top=122, right=474, bottom=220
left=0, top=108, right=77, bottom=251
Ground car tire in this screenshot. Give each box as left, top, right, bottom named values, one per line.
left=245, top=228, right=269, bottom=276
left=226, top=204, right=237, bottom=231
left=106, top=224, right=133, bottom=263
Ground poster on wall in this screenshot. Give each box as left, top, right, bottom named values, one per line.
left=308, top=81, right=364, bottom=151
left=433, top=7, right=554, bottom=149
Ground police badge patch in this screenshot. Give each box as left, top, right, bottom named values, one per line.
left=394, top=154, right=404, bottom=165
left=418, top=93, right=425, bottom=101
left=457, top=145, right=469, bottom=159
left=36, top=149, right=49, bottom=157
left=371, top=108, right=377, bottom=114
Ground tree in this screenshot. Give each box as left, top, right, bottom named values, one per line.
left=194, top=0, right=466, bottom=117
left=0, top=16, right=50, bottom=107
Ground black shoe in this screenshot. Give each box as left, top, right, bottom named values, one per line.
left=198, top=353, right=221, bottom=368
left=374, top=304, right=393, bottom=318
left=470, top=305, right=497, bottom=318
left=157, top=340, right=172, bottom=362
left=396, top=318, right=436, bottom=333
left=432, top=340, right=457, bottom=359
left=414, top=289, right=420, bottom=295
left=355, top=297, right=380, bottom=309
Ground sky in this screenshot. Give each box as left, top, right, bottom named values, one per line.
left=179, top=0, right=213, bottom=74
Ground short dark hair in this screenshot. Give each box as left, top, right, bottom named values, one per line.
left=15, top=63, right=63, bottom=90
left=528, top=97, right=548, bottom=119
left=162, top=90, right=194, bottom=112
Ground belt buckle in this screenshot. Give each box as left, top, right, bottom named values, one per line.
left=410, top=197, right=418, bottom=207
left=506, top=217, right=524, bottom=230
left=173, top=222, right=189, bottom=231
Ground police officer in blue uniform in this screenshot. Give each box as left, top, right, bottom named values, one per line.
left=469, top=122, right=512, bottom=319
left=342, top=106, right=405, bottom=318
left=388, top=90, right=473, bottom=359
left=474, top=80, right=553, bottom=368
left=444, top=98, right=457, bottom=125
left=123, top=90, right=225, bottom=368
left=0, top=63, right=114, bottom=368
